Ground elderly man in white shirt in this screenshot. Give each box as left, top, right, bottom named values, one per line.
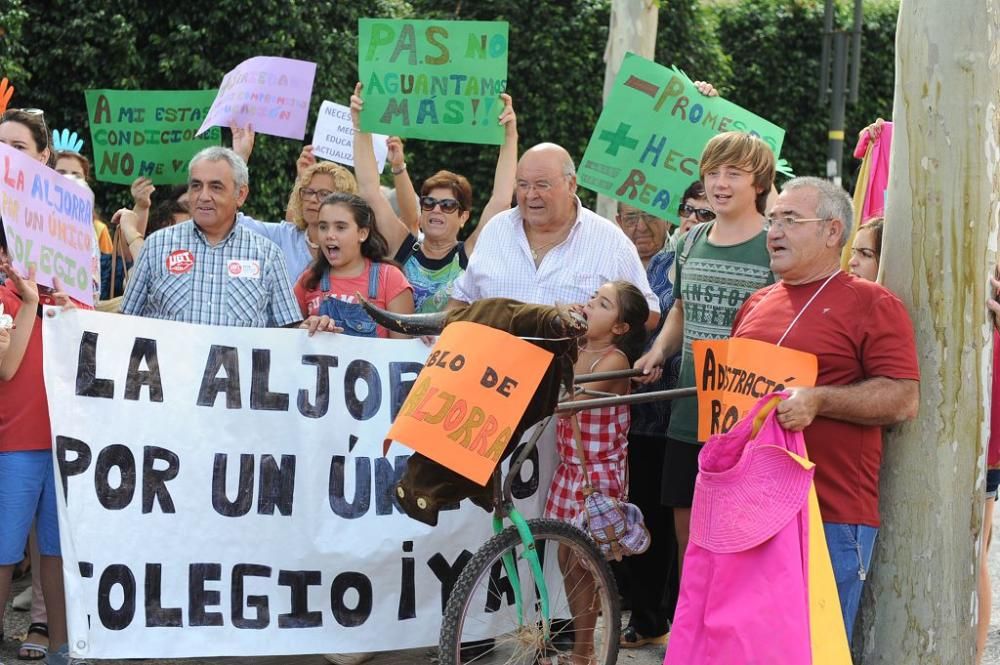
left=450, top=143, right=659, bottom=327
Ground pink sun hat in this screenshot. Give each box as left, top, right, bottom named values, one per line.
left=690, top=393, right=815, bottom=554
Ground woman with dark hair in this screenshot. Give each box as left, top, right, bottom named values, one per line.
left=146, top=184, right=191, bottom=236
left=351, top=83, right=518, bottom=312
left=0, top=108, right=53, bottom=167
left=292, top=193, right=413, bottom=338
left=669, top=180, right=716, bottom=250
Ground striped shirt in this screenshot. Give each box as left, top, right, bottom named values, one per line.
left=451, top=199, right=659, bottom=311
left=120, top=218, right=301, bottom=328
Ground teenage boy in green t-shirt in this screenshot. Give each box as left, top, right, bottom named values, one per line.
left=634, top=131, right=776, bottom=576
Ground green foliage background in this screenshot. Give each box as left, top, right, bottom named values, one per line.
left=0, top=0, right=897, bottom=223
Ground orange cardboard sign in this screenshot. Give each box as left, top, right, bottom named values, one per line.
left=385, top=321, right=554, bottom=486
left=693, top=337, right=818, bottom=441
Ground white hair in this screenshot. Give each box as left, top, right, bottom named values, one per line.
left=781, top=176, right=854, bottom=246
left=189, top=146, right=249, bottom=190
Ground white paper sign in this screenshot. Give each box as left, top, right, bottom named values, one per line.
left=43, top=309, right=557, bottom=659
left=312, top=101, right=389, bottom=172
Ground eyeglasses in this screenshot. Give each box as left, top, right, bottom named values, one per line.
left=420, top=196, right=461, bottom=213
left=10, top=108, right=44, bottom=116
left=619, top=213, right=662, bottom=229
left=299, top=187, right=333, bottom=201
left=763, top=216, right=831, bottom=231
left=678, top=203, right=716, bottom=223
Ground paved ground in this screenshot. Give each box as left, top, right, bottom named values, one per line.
left=5, top=524, right=1000, bottom=665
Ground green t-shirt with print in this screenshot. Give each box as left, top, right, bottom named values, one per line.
left=666, top=225, right=775, bottom=444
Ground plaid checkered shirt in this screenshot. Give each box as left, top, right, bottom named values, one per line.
left=120, top=218, right=301, bottom=328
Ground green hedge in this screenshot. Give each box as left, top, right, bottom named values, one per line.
left=0, top=0, right=896, bottom=224
left=713, top=0, right=898, bottom=191
left=0, top=0, right=409, bottom=220
left=405, top=0, right=731, bottom=218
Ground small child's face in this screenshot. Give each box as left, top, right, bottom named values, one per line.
left=583, top=283, right=623, bottom=337
left=317, top=203, right=368, bottom=269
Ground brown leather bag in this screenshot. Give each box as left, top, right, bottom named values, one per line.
left=96, top=226, right=130, bottom=313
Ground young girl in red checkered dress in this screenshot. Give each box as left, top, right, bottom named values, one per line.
left=545, top=280, right=650, bottom=521
left=544, top=280, right=649, bottom=665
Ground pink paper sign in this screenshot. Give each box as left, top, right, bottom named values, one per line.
left=0, top=142, right=96, bottom=306
left=197, top=56, right=317, bottom=140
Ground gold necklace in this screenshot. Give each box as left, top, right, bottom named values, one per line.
left=529, top=237, right=563, bottom=260
left=416, top=238, right=460, bottom=258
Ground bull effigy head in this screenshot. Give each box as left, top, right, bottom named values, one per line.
left=360, top=297, right=588, bottom=339
left=361, top=297, right=587, bottom=526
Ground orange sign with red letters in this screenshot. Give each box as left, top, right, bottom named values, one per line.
left=386, top=321, right=553, bottom=485
left=693, top=337, right=818, bottom=441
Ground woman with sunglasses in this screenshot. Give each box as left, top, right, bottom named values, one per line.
left=350, top=83, right=518, bottom=312
left=670, top=180, right=716, bottom=249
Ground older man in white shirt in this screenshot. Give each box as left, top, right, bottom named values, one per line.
left=450, top=143, right=659, bottom=327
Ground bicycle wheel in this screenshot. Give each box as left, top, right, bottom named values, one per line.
left=440, top=518, right=620, bottom=665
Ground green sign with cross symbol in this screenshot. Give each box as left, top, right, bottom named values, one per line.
left=578, top=54, right=786, bottom=225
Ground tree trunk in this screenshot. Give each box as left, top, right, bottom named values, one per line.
left=857, top=1, right=1000, bottom=663
left=595, top=0, right=658, bottom=222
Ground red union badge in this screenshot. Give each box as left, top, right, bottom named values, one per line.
left=167, top=250, right=195, bottom=275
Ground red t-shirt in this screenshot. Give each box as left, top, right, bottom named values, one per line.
left=989, top=329, right=1000, bottom=468
left=0, top=283, right=51, bottom=452
left=293, top=260, right=412, bottom=339
left=732, top=272, right=920, bottom=527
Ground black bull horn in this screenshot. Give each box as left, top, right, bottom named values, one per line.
left=357, top=295, right=590, bottom=339
left=358, top=297, right=450, bottom=336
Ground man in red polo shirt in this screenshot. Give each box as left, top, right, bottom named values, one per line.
left=731, top=176, right=920, bottom=641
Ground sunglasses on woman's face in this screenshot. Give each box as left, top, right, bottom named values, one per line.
left=420, top=196, right=461, bottom=214
left=678, top=203, right=716, bottom=223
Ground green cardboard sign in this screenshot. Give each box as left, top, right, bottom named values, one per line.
left=358, top=18, right=509, bottom=145
left=579, top=55, right=786, bottom=225
left=84, top=90, right=221, bottom=185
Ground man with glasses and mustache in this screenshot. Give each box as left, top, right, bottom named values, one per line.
left=635, top=131, right=777, bottom=587
left=730, top=176, right=919, bottom=641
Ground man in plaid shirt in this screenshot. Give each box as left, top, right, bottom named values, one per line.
left=121, top=146, right=336, bottom=333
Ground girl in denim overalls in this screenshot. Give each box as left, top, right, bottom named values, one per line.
left=293, top=193, right=414, bottom=338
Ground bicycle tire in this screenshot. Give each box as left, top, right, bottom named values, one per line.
left=439, top=518, right=620, bottom=665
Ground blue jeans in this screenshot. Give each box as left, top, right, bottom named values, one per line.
left=823, top=522, right=878, bottom=642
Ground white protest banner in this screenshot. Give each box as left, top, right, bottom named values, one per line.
left=43, top=309, right=557, bottom=659
left=0, top=142, right=96, bottom=305
left=312, top=101, right=389, bottom=172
